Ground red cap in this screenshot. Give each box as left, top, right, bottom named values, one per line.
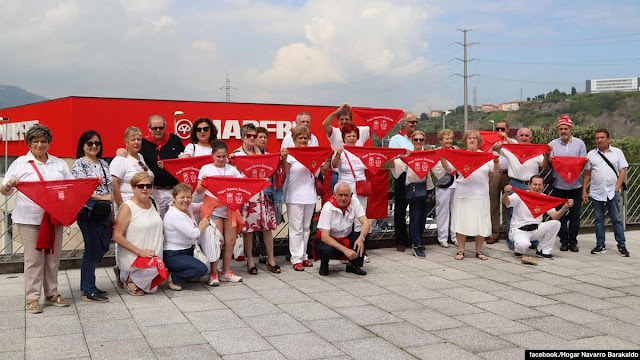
left=556, top=116, right=573, bottom=128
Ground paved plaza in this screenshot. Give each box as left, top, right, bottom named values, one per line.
left=1, top=230, right=640, bottom=359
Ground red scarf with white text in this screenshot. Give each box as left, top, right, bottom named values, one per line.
left=162, top=155, right=213, bottom=191
left=400, top=150, right=440, bottom=178
left=344, top=146, right=405, bottom=175
left=351, top=107, right=404, bottom=139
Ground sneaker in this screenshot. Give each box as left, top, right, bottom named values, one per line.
left=439, top=242, right=449, bottom=248
left=44, top=295, right=70, bottom=307
left=26, top=299, right=42, bottom=314
left=208, top=273, right=220, bottom=287
left=569, top=244, right=579, bottom=252
left=345, top=263, right=367, bottom=275
left=412, top=246, right=426, bottom=259
left=514, top=252, right=522, bottom=257
left=521, top=255, right=538, bottom=265
left=535, top=250, right=554, bottom=259
left=364, top=255, right=370, bottom=263
left=219, top=270, right=243, bottom=283
left=591, top=245, right=606, bottom=255
left=618, top=247, right=630, bottom=257
left=559, top=243, right=569, bottom=251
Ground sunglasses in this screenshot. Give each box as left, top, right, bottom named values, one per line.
left=150, top=126, right=165, bottom=131
left=412, top=138, right=425, bottom=142
left=495, top=127, right=506, bottom=131
left=196, top=126, right=210, bottom=133
left=86, top=141, right=101, bottom=147
left=138, top=161, right=149, bottom=172
left=245, top=134, right=257, bottom=139
left=406, top=121, right=417, bottom=125
left=135, top=183, right=153, bottom=189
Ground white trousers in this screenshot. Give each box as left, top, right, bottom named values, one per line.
left=152, top=188, right=173, bottom=218
left=510, top=220, right=560, bottom=255
left=435, top=187, right=457, bottom=244
left=287, top=203, right=315, bottom=264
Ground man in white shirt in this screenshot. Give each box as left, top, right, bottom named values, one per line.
left=322, top=103, right=371, bottom=150
left=280, top=112, right=319, bottom=149
left=315, top=182, right=370, bottom=276
left=503, top=175, right=573, bottom=265
left=488, top=121, right=517, bottom=246
left=582, top=128, right=630, bottom=257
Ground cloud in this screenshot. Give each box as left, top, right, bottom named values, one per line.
left=191, top=40, right=215, bottom=52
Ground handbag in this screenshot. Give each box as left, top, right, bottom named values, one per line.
left=597, top=151, right=627, bottom=191
left=344, top=150, right=372, bottom=196
left=315, top=176, right=325, bottom=197
left=435, top=173, right=455, bottom=189
left=89, top=200, right=112, bottom=221
left=273, top=162, right=286, bottom=189
left=192, top=243, right=210, bottom=274
left=405, top=181, right=428, bottom=200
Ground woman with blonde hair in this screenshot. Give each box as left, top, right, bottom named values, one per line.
left=110, top=126, right=154, bottom=209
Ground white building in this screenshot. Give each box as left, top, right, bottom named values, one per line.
left=586, top=77, right=639, bottom=93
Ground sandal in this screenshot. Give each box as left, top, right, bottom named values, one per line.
left=124, top=279, right=145, bottom=296
left=293, top=263, right=305, bottom=271
left=475, top=252, right=489, bottom=261
left=455, top=251, right=465, bottom=260
left=247, top=264, right=258, bottom=275
left=266, top=262, right=281, bottom=274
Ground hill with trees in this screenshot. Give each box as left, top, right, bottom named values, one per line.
left=0, top=85, right=48, bottom=109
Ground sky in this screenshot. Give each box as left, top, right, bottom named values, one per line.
left=1, top=0, right=639, bottom=113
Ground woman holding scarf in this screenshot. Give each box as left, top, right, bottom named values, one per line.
left=1, top=125, right=72, bottom=313
left=331, top=124, right=369, bottom=211
left=432, top=129, right=458, bottom=248
left=180, top=117, right=218, bottom=158
left=110, top=126, right=154, bottom=210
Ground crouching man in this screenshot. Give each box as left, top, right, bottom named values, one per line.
left=315, top=182, right=370, bottom=276
left=502, top=175, right=574, bottom=265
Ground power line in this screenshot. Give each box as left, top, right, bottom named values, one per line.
left=479, top=75, right=580, bottom=86
left=478, top=58, right=640, bottom=65
left=479, top=31, right=640, bottom=46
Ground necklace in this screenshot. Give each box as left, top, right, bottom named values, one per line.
left=214, top=165, right=226, bottom=176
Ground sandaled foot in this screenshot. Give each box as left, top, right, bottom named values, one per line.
left=247, top=264, right=258, bottom=275
left=475, top=252, right=489, bottom=260
left=125, top=280, right=144, bottom=296
left=455, top=251, right=465, bottom=260
left=266, top=262, right=281, bottom=274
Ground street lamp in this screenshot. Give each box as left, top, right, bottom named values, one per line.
left=442, top=111, right=452, bottom=130
left=489, top=120, right=495, bottom=131
left=1, top=117, right=9, bottom=255
left=172, top=111, right=184, bottom=134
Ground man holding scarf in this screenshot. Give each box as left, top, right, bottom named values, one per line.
left=315, top=182, right=370, bottom=276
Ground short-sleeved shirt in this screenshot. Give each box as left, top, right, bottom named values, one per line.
left=280, top=133, right=319, bottom=150
left=283, top=155, right=319, bottom=204
left=502, top=150, right=543, bottom=182
left=496, top=138, right=517, bottom=170
left=317, top=196, right=366, bottom=239
left=391, top=159, right=435, bottom=189
left=198, top=163, right=244, bottom=218
left=140, top=134, right=185, bottom=187
left=388, top=133, right=413, bottom=151
left=328, top=126, right=371, bottom=150
left=2, top=151, right=72, bottom=224
left=181, top=143, right=212, bottom=157
left=508, top=192, right=555, bottom=229
left=72, top=158, right=112, bottom=195
left=110, top=154, right=154, bottom=203
left=454, top=158, right=493, bottom=199
left=549, top=137, right=587, bottom=190
left=585, top=146, right=628, bottom=201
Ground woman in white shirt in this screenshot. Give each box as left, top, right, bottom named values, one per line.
left=432, top=129, right=458, bottom=248
left=180, top=117, right=218, bottom=158
left=110, top=126, right=154, bottom=209
left=331, top=124, right=369, bottom=211
left=163, top=183, right=210, bottom=291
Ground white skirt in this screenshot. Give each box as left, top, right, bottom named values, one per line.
left=451, top=196, right=491, bottom=237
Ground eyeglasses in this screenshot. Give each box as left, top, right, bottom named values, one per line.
left=30, top=140, right=49, bottom=145
left=138, top=161, right=149, bottom=172
left=86, top=141, right=101, bottom=147
left=135, top=183, right=153, bottom=189
left=150, top=126, right=165, bottom=131
left=196, top=126, right=210, bottom=133
left=495, top=127, right=506, bottom=131
left=412, top=138, right=425, bottom=142
left=406, top=121, right=417, bottom=125
left=245, top=134, right=257, bottom=139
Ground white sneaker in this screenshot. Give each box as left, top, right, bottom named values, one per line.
left=439, top=242, right=449, bottom=248
left=219, top=270, right=243, bottom=283
left=364, top=255, right=370, bottom=263
left=207, top=273, right=220, bottom=287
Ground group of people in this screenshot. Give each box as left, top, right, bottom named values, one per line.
left=0, top=107, right=630, bottom=314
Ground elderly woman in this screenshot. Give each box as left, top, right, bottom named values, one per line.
left=450, top=130, right=500, bottom=260
left=112, top=172, right=164, bottom=295
left=72, top=130, right=113, bottom=303
left=391, top=130, right=435, bottom=258
left=110, top=126, right=154, bottom=209
left=232, top=124, right=280, bottom=275
left=1, top=125, right=72, bottom=313
left=331, top=124, right=369, bottom=211
left=163, top=183, right=210, bottom=291
left=432, top=129, right=458, bottom=248
left=180, top=117, right=218, bottom=158
left=281, top=125, right=331, bottom=271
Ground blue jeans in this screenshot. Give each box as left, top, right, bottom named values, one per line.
left=507, top=179, right=530, bottom=248
left=592, top=192, right=626, bottom=248
left=408, top=197, right=428, bottom=248
left=163, top=246, right=208, bottom=285
left=551, top=187, right=583, bottom=246
left=77, top=209, right=112, bottom=294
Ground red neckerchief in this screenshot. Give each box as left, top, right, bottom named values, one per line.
left=398, top=129, right=409, bottom=137
left=328, top=195, right=350, bottom=216
left=144, top=132, right=170, bottom=160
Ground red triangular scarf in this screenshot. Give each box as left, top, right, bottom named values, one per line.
left=130, top=256, right=168, bottom=291
left=437, top=148, right=495, bottom=178
left=552, top=156, right=587, bottom=183
left=366, top=168, right=389, bottom=219
left=229, top=153, right=280, bottom=179
left=400, top=150, right=440, bottom=178
left=144, top=133, right=170, bottom=160
left=512, top=188, right=567, bottom=218
left=286, top=146, right=332, bottom=174
left=478, top=131, right=503, bottom=152
left=162, top=155, right=213, bottom=191
left=501, top=144, right=549, bottom=164
left=328, top=195, right=350, bottom=216
left=351, top=107, right=404, bottom=138
left=201, top=177, right=270, bottom=211
left=344, top=146, right=405, bottom=175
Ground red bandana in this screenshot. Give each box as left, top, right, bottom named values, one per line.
left=162, top=155, right=213, bottom=191
left=365, top=168, right=389, bottom=219
left=130, top=256, right=168, bottom=291
left=501, top=143, right=549, bottom=164
left=351, top=107, right=404, bottom=139
left=201, top=177, right=270, bottom=211
left=144, top=132, right=170, bottom=160
left=328, top=195, right=351, bottom=216
left=400, top=150, right=440, bottom=178
left=437, top=148, right=495, bottom=178
left=478, top=131, right=504, bottom=152
left=398, top=129, right=409, bottom=137
left=512, top=188, right=567, bottom=218
left=229, top=153, right=280, bottom=179
left=552, top=156, right=587, bottom=183
left=344, top=146, right=405, bottom=175
left=286, top=146, right=332, bottom=174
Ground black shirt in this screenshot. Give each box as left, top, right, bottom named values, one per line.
left=140, top=133, right=185, bottom=187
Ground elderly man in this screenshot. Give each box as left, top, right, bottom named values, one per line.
left=280, top=111, right=319, bottom=149
left=503, top=175, right=573, bottom=265
left=388, top=112, right=418, bottom=252
left=322, top=103, right=371, bottom=150
left=583, top=128, right=630, bottom=257
left=315, top=182, right=370, bottom=276
left=549, top=116, right=586, bottom=252
left=488, top=121, right=517, bottom=245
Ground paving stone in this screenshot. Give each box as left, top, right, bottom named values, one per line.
left=598, top=306, right=640, bottom=324
left=491, top=290, right=558, bottom=307
left=0, top=351, right=23, bottom=360
left=87, top=339, right=154, bottom=360
left=335, top=281, right=390, bottom=297
left=0, top=274, right=24, bottom=284
left=538, top=265, right=586, bottom=277
left=394, top=308, right=464, bottom=331
left=308, top=290, right=369, bottom=308
left=242, top=274, right=291, bottom=291
left=453, top=278, right=514, bottom=293
left=256, top=287, right=313, bottom=305
left=210, top=284, right=260, bottom=301
left=171, top=294, right=227, bottom=312
left=224, top=298, right=281, bottom=317
left=26, top=313, right=83, bottom=339
left=203, top=327, right=272, bottom=355
left=186, top=309, right=247, bottom=332
left=0, top=310, right=24, bottom=330
left=535, top=303, right=610, bottom=324
left=141, top=322, right=207, bottom=348
left=507, top=280, right=568, bottom=296
left=285, top=279, right=340, bottom=294
left=76, top=300, right=132, bottom=325
left=438, top=287, right=500, bottom=304
left=473, top=300, right=546, bottom=320
left=0, top=283, right=24, bottom=297
left=154, top=344, right=221, bottom=360
left=477, top=270, right=528, bottom=283
left=278, top=301, right=341, bottom=321
left=28, top=301, right=78, bottom=318
left=477, top=348, right=526, bottom=360
left=161, top=282, right=210, bottom=298
left=613, top=286, right=640, bottom=296
left=0, top=296, right=25, bottom=312
left=502, top=330, right=568, bottom=350
left=335, top=305, right=402, bottom=326
left=585, top=319, right=640, bottom=345
left=567, top=335, right=640, bottom=350
left=382, top=284, right=444, bottom=300
left=244, top=313, right=309, bottom=337
left=404, top=342, right=482, bottom=360
left=606, top=295, right=640, bottom=308
left=570, top=274, right=634, bottom=288
left=366, top=321, right=443, bottom=347
left=520, top=316, right=603, bottom=340
left=433, top=326, right=516, bottom=353
left=334, top=337, right=413, bottom=360
left=548, top=292, right=622, bottom=311
left=267, top=332, right=344, bottom=360
left=561, top=283, right=627, bottom=298
left=520, top=272, right=582, bottom=285
left=428, top=267, right=478, bottom=280
left=307, top=318, right=373, bottom=343
left=414, top=275, right=461, bottom=290
left=0, top=328, right=24, bottom=352
left=418, top=297, right=484, bottom=316
left=221, top=349, right=285, bottom=360
left=455, top=312, right=531, bottom=336
left=363, top=293, right=423, bottom=312
left=25, top=333, right=89, bottom=360
left=121, top=292, right=174, bottom=309
left=483, top=261, right=540, bottom=274
left=130, top=305, right=188, bottom=327
left=82, top=318, right=144, bottom=343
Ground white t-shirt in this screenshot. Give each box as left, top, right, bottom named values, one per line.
left=391, top=159, right=435, bottom=190
left=181, top=143, right=213, bottom=157
left=280, top=133, right=319, bottom=150
left=496, top=139, right=517, bottom=170
left=163, top=204, right=203, bottom=251
left=336, top=150, right=367, bottom=185
left=198, top=163, right=244, bottom=218
left=283, top=155, right=319, bottom=204
left=454, top=159, right=494, bottom=199
left=109, top=154, right=154, bottom=203
left=328, top=126, right=371, bottom=150
left=508, top=192, right=555, bottom=230
left=502, top=149, right=544, bottom=182
left=317, top=196, right=366, bottom=239
left=585, top=146, right=629, bottom=201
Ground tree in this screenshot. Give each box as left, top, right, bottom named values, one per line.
left=571, top=87, right=577, bottom=96
left=420, top=112, right=428, bottom=122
